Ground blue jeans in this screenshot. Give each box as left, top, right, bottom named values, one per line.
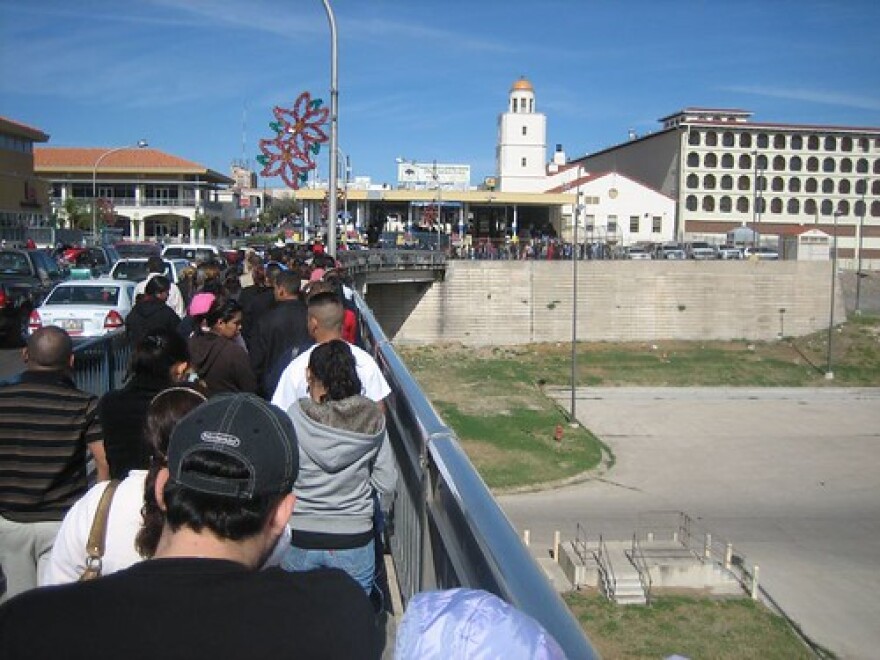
left=282, top=539, right=375, bottom=595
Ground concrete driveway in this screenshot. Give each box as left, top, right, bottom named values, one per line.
left=497, top=387, right=880, bottom=659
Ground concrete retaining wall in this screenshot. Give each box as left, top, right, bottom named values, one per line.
left=365, top=260, right=845, bottom=345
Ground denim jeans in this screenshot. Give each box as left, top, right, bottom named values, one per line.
left=282, top=539, right=375, bottom=595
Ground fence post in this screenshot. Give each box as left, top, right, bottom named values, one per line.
left=704, top=533, right=712, bottom=559
left=553, top=530, right=561, bottom=562
left=751, top=565, right=760, bottom=600
left=647, top=531, right=654, bottom=543
left=725, top=543, right=733, bottom=570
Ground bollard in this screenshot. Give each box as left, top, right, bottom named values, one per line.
left=725, top=543, right=733, bottom=570
left=672, top=531, right=679, bottom=544
left=553, top=530, right=561, bottom=562
left=523, top=529, right=530, bottom=546
left=751, top=565, right=760, bottom=600
left=704, top=533, right=712, bottom=559
left=647, top=531, right=654, bottom=543
left=554, top=424, right=563, bottom=445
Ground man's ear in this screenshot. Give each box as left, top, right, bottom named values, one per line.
left=269, top=493, right=295, bottom=537
left=154, top=468, right=170, bottom=511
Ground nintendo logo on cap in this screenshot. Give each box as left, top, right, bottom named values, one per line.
left=201, top=431, right=241, bottom=448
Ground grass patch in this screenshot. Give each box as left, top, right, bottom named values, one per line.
left=565, top=592, right=815, bottom=660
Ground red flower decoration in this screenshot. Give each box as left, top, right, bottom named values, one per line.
left=258, top=91, right=330, bottom=190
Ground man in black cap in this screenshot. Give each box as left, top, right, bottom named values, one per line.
left=0, top=393, right=379, bottom=659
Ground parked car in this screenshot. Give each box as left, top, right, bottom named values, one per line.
left=656, top=243, right=687, bottom=260
left=59, top=244, right=121, bottom=276
left=161, top=243, right=225, bottom=267
left=0, top=249, right=68, bottom=345
left=716, top=245, right=743, bottom=260
left=114, top=241, right=161, bottom=258
left=28, top=280, right=137, bottom=339
left=742, top=246, right=780, bottom=261
left=687, top=242, right=717, bottom=260
left=625, top=246, right=653, bottom=260
left=109, top=258, right=190, bottom=284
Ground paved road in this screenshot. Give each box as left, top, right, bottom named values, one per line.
left=498, top=387, right=880, bottom=660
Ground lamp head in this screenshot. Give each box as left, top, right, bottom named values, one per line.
left=137, top=139, right=149, bottom=148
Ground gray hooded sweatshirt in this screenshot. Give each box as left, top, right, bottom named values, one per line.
left=286, top=395, right=397, bottom=536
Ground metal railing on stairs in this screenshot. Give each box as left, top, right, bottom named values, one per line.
left=595, top=534, right=616, bottom=601
left=630, top=533, right=653, bottom=606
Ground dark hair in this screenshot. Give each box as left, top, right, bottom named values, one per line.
left=136, top=386, right=207, bottom=557
left=129, top=331, right=189, bottom=381
left=196, top=261, right=222, bottom=292
left=146, top=256, right=165, bottom=273
left=161, top=450, right=284, bottom=541
left=145, top=275, right=171, bottom=296
left=308, top=339, right=361, bottom=402
left=265, top=262, right=284, bottom=286
left=202, top=295, right=242, bottom=329
left=275, top=270, right=301, bottom=296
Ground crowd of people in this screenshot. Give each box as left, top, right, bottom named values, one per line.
left=0, top=241, right=566, bottom=658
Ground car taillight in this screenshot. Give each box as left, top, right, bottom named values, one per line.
left=104, top=310, right=124, bottom=330
left=0, top=289, right=6, bottom=307
left=28, top=310, right=42, bottom=332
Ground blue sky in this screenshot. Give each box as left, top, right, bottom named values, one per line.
left=3, top=0, right=879, bottom=188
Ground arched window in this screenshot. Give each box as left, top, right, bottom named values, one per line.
left=805, top=178, right=818, bottom=193
left=857, top=158, right=869, bottom=173
left=787, top=199, right=800, bottom=214
left=688, top=131, right=701, bottom=146
left=721, top=175, right=733, bottom=190
left=756, top=198, right=766, bottom=214
left=806, top=157, right=819, bottom=172
left=859, top=138, right=870, bottom=152
left=773, top=134, right=786, bottom=149
left=854, top=200, right=866, bottom=216
left=807, top=135, right=820, bottom=150
left=772, top=176, right=784, bottom=192
left=720, top=196, right=732, bottom=212
left=824, top=136, right=837, bottom=151
left=874, top=180, right=880, bottom=196
left=757, top=155, right=768, bottom=170
left=873, top=201, right=880, bottom=218
left=840, top=158, right=852, bottom=173
left=687, top=174, right=699, bottom=189
left=770, top=198, right=783, bottom=214
left=702, top=196, right=716, bottom=212
left=757, top=133, right=769, bottom=148
left=837, top=200, right=850, bottom=215
left=875, top=159, right=880, bottom=174
left=722, top=132, right=735, bottom=147
left=737, top=196, right=749, bottom=213
left=804, top=199, right=817, bottom=215
left=821, top=200, right=833, bottom=215
left=788, top=178, right=801, bottom=193
left=773, top=155, right=785, bottom=171
left=757, top=175, right=767, bottom=192
left=790, top=156, right=802, bottom=171
left=705, top=132, right=718, bottom=147
left=841, top=137, right=853, bottom=152
left=721, top=153, right=734, bottom=169
left=839, top=180, right=851, bottom=194
left=704, top=153, right=718, bottom=168
left=855, top=179, right=868, bottom=195
left=740, top=134, right=752, bottom=148
left=687, top=152, right=699, bottom=167
left=738, top=175, right=751, bottom=191
left=791, top=135, right=803, bottom=150
left=822, top=157, right=836, bottom=173
left=686, top=195, right=698, bottom=211
left=822, top=178, right=834, bottom=194
left=703, top=174, right=717, bottom=189
left=739, top=154, right=752, bottom=169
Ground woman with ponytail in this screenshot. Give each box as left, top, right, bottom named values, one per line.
left=281, top=339, right=397, bottom=595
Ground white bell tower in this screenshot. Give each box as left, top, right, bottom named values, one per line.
left=496, top=76, right=547, bottom=192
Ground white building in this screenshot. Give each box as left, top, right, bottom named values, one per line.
left=496, top=77, right=547, bottom=193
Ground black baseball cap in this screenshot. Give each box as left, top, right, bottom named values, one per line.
left=168, top=393, right=298, bottom=499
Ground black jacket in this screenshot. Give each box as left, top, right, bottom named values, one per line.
left=249, top=298, right=309, bottom=396
left=125, top=298, right=180, bottom=345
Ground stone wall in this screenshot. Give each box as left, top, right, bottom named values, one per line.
left=364, top=260, right=845, bottom=345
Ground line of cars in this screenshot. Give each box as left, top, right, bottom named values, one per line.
left=0, top=242, right=226, bottom=346
left=620, top=242, right=778, bottom=261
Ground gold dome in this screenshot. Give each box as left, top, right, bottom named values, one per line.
left=511, top=76, right=534, bottom=92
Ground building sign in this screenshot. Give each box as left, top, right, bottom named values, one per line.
left=397, top=162, right=471, bottom=190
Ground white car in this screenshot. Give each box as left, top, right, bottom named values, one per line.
left=625, top=246, right=653, bottom=260
left=656, top=243, right=686, bottom=260
left=109, top=258, right=190, bottom=284
left=161, top=243, right=224, bottom=266
left=28, top=280, right=137, bottom=339
left=716, top=245, right=743, bottom=260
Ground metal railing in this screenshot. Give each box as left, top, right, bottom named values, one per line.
left=337, top=249, right=446, bottom=279
left=630, top=533, right=653, bottom=606
left=71, top=331, right=132, bottom=396
left=595, top=534, right=616, bottom=600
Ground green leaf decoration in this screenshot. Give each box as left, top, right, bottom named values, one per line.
left=269, top=121, right=282, bottom=133
left=256, top=155, right=268, bottom=165
left=310, top=143, right=321, bottom=155
left=310, top=99, right=324, bottom=109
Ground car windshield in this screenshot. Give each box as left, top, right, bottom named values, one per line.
left=47, top=285, right=120, bottom=306
left=164, top=247, right=216, bottom=262
left=0, top=252, right=31, bottom=275
left=112, top=262, right=150, bottom=281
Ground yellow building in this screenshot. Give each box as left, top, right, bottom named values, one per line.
left=0, top=116, right=50, bottom=245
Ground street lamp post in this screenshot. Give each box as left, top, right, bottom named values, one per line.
left=826, top=210, right=841, bottom=380
left=570, top=177, right=582, bottom=423
left=335, top=147, right=351, bottom=234
left=751, top=150, right=762, bottom=250
left=855, top=178, right=867, bottom=315
left=321, top=0, right=339, bottom=258
left=92, top=140, right=148, bottom=242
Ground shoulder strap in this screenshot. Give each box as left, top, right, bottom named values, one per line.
left=86, top=480, right=121, bottom=559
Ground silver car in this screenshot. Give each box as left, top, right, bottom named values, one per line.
left=28, top=280, right=137, bottom=339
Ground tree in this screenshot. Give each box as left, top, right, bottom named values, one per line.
left=261, top=197, right=301, bottom=227
left=62, top=197, right=89, bottom=230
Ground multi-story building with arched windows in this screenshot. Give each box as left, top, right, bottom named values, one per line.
left=575, top=108, right=880, bottom=268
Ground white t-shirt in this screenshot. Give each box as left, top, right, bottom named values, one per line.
left=43, top=471, right=291, bottom=586
left=134, top=273, right=186, bottom=318
left=271, top=342, right=391, bottom=411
